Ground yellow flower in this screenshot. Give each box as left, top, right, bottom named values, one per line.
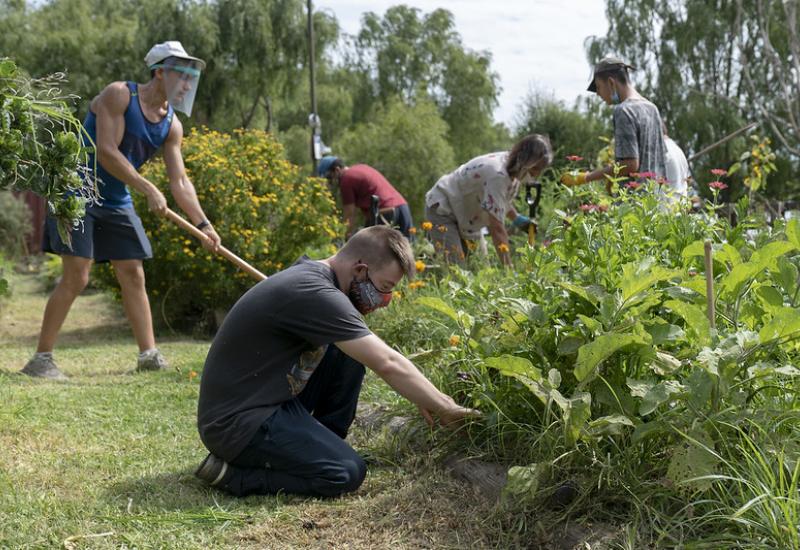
left=436, top=225, right=448, bottom=233
left=421, top=221, right=433, bottom=231
left=498, top=243, right=510, bottom=253
left=393, top=290, right=402, bottom=300
left=415, top=260, right=426, bottom=273
left=408, top=227, right=417, bottom=235
left=408, top=281, right=426, bottom=290
left=449, top=335, right=460, bottom=346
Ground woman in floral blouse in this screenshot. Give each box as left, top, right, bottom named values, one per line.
left=424, top=134, right=552, bottom=267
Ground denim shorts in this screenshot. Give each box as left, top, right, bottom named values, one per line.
left=43, top=206, right=152, bottom=262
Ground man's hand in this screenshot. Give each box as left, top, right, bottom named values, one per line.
left=418, top=401, right=482, bottom=428
left=200, top=224, right=221, bottom=252
left=438, top=404, right=482, bottom=427
left=146, top=187, right=168, bottom=216
left=560, top=171, right=588, bottom=187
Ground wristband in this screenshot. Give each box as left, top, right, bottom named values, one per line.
left=196, top=220, right=211, bottom=231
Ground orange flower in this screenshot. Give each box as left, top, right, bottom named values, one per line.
left=189, top=370, right=198, bottom=381
left=436, top=225, right=448, bottom=233
left=415, top=260, right=426, bottom=272
left=421, top=221, right=433, bottom=231
left=408, top=227, right=417, bottom=235
left=449, top=335, right=461, bottom=346
left=498, top=243, right=510, bottom=253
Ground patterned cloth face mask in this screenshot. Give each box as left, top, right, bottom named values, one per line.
left=348, top=269, right=392, bottom=314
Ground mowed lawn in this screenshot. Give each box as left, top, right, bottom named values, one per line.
left=0, top=272, right=520, bottom=550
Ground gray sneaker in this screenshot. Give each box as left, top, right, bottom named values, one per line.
left=194, top=453, right=230, bottom=486
left=136, top=349, right=168, bottom=372
left=21, top=355, right=68, bottom=380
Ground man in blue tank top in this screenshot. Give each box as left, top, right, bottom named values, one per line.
left=22, top=41, right=221, bottom=380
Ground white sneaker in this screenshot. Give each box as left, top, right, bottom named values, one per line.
left=21, top=355, right=68, bottom=380
left=136, top=349, right=168, bottom=372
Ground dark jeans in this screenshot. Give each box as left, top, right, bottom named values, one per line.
left=217, top=345, right=366, bottom=498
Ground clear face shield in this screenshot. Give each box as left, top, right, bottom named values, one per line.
left=150, top=58, right=202, bottom=116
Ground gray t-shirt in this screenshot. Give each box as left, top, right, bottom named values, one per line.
left=197, top=257, right=371, bottom=461
left=613, top=98, right=667, bottom=178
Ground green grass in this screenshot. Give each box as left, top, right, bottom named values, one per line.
left=0, top=270, right=550, bottom=549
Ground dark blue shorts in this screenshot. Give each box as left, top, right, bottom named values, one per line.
left=43, top=206, right=152, bottom=262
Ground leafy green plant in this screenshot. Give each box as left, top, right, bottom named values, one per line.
left=0, top=58, right=95, bottom=240
left=372, top=176, right=800, bottom=544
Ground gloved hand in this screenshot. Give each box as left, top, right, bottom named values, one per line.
left=512, top=214, right=531, bottom=229
left=560, top=171, right=589, bottom=187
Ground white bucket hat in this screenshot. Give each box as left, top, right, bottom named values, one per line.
left=144, top=41, right=205, bottom=116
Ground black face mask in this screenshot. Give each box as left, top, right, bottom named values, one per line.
left=348, top=269, right=392, bottom=314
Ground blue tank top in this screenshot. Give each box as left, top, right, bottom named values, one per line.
left=82, top=81, right=174, bottom=208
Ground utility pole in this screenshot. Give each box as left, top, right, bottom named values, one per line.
left=307, top=0, right=320, bottom=172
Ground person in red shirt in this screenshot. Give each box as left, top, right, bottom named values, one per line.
left=317, top=157, right=413, bottom=239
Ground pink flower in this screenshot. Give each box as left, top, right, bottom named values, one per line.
left=579, top=203, right=607, bottom=214
left=566, top=155, right=584, bottom=162
left=710, top=168, right=727, bottom=176
left=629, top=172, right=640, bottom=178
left=636, top=171, right=657, bottom=180
left=708, top=181, right=728, bottom=190
left=626, top=181, right=642, bottom=190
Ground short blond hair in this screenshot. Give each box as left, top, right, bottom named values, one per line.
left=338, top=226, right=416, bottom=279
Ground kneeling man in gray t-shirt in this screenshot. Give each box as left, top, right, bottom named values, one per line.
left=195, top=225, right=477, bottom=497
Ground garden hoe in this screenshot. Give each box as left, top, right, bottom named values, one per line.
left=165, top=208, right=267, bottom=282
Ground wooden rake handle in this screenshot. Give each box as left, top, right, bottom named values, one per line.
left=164, top=208, right=267, bottom=282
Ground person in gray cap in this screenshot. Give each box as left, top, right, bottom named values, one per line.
left=561, top=56, right=667, bottom=192
left=21, top=41, right=221, bottom=380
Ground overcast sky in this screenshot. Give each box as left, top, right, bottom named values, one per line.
left=318, top=0, right=609, bottom=128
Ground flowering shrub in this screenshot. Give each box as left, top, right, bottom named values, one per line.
left=741, top=135, right=776, bottom=192
left=96, top=128, right=342, bottom=326
left=708, top=180, right=728, bottom=190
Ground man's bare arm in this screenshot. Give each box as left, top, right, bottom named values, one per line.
left=335, top=334, right=478, bottom=426
left=93, top=82, right=167, bottom=214
left=162, top=117, right=220, bottom=250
